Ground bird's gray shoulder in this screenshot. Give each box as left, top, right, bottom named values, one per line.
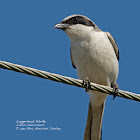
left=105, top=32, right=119, bottom=60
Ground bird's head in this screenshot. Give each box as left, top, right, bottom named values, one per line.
left=54, top=14, right=101, bottom=41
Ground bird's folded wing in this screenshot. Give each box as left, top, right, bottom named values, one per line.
left=106, top=32, right=119, bottom=60
left=70, top=48, right=76, bottom=69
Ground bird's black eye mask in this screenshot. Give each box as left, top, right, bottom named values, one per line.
left=62, top=16, right=95, bottom=27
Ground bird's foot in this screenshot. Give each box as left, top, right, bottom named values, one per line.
left=83, top=77, right=91, bottom=92
left=111, top=83, right=119, bottom=100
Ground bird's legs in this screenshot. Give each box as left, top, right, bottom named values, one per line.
left=83, top=78, right=119, bottom=100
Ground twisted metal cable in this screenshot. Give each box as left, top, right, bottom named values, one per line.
left=0, top=60, right=140, bottom=102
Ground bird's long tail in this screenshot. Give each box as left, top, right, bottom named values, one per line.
left=84, top=101, right=105, bottom=140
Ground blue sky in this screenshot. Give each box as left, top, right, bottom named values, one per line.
left=0, top=0, right=140, bottom=140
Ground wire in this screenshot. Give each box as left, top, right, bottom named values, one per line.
left=0, top=60, right=140, bottom=102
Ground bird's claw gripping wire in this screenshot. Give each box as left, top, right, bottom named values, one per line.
left=83, top=77, right=91, bottom=92
left=111, top=83, right=119, bottom=100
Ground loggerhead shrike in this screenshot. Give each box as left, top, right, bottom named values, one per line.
left=54, top=15, right=119, bottom=140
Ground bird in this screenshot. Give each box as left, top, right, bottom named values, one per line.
left=54, top=14, right=119, bottom=140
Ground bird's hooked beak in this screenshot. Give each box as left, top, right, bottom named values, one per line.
left=54, top=23, right=70, bottom=30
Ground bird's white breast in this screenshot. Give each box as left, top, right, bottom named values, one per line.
left=71, top=31, right=119, bottom=87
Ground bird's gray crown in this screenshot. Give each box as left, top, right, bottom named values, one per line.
left=62, top=14, right=95, bottom=27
